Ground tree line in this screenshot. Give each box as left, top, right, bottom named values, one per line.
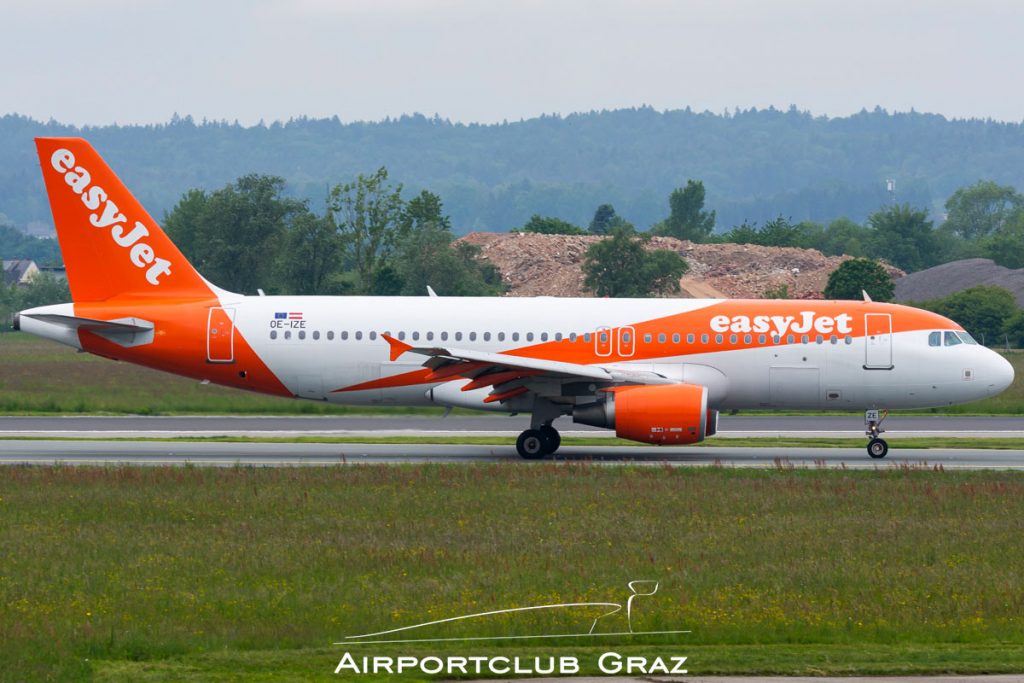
left=4, top=107, right=1024, bottom=235
left=163, top=171, right=502, bottom=297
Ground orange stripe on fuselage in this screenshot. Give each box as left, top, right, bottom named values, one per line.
left=332, top=368, right=435, bottom=393
left=329, top=300, right=958, bottom=394
left=74, top=298, right=292, bottom=398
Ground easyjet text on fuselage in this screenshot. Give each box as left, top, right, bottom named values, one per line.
left=710, top=312, right=854, bottom=337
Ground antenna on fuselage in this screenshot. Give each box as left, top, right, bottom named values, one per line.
left=862, top=290, right=872, bottom=303
left=427, top=286, right=438, bottom=297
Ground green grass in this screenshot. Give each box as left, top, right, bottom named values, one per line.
left=0, top=333, right=452, bottom=416
left=2, top=465, right=1024, bottom=680
left=2, top=332, right=1023, bottom=415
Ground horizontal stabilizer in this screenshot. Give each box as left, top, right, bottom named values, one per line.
left=22, top=313, right=155, bottom=347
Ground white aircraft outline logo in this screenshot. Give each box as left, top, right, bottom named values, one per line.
left=335, top=580, right=690, bottom=645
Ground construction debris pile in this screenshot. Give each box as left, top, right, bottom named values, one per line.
left=459, top=232, right=904, bottom=299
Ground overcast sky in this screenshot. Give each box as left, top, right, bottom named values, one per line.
left=3, top=0, right=1022, bottom=126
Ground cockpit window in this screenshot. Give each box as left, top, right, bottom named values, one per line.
left=959, top=331, right=979, bottom=345
left=943, top=331, right=963, bottom=346
left=928, top=331, right=941, bottom=347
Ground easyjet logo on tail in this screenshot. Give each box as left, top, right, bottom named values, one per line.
left=711, top=312, right=854, bottom=336
left=50, top=148, right=172, bottom=286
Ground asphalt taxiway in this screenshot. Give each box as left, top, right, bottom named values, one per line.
left=3, top=439, right=1024, bottom=469
left=1, top=415, right=1022, bottom=439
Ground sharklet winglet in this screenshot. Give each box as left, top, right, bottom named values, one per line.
left=381, top=333, right=413, bottom=361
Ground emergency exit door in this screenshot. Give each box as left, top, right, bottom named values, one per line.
left=207, top=307, right=236, bottom=363
left=864, top=313, right=893, bottom=369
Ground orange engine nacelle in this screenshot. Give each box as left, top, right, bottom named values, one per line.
left=573, top=383, right=718, bottom=445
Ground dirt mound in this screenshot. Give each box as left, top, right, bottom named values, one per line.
left=894, top=258, right=1024, bottom=306
left=460, top=232, right=904, bottom=299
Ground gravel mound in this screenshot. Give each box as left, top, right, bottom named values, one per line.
left=894, top=258, right=1024, bottom=305
left=460, top=232, right=903, bottom=299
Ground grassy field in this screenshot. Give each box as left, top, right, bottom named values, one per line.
left=0, top=333, right=444, bottom=415
left=2, top=464, right=1024, bottom=680
left=1, top=332, right=1023, bottom=415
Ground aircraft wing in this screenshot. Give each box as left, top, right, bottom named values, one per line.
left=381, top=334, right=675, bottom=403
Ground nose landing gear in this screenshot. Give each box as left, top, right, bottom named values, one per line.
left=865, top=409, right=889, bottom=458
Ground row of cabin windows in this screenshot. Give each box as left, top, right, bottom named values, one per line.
left=268, top=328, right=857, bottom=346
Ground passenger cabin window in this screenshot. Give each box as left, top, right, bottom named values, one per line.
left=270, top=330, right=278, bottom=340
left=644, top=334, right=653, bottom=343
left=327, top=331, right=334, bottom=340
left=944, top=331, right=963, bottom=346
left=928, top=331, right=941, bottom=347
left=313, top=331, right=320, bottom=340
left=298, top=331, right=306, bottom=340
left=355, top=331, right=362, bottom=340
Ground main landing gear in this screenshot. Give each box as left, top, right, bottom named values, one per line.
left=516, top=424, right=561, bottom=459
left=865, top=408, right=889, bottom=458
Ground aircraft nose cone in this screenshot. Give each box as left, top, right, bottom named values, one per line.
left=989, top=352, right=1015, bottom=395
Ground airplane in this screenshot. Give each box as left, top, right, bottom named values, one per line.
left=16, top=138, right=1015, bottom=459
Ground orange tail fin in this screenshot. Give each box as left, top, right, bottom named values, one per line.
left=35, top=137, right=215, bottom=303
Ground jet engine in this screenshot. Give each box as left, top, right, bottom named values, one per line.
left=573, top=383, right=718, bottom=445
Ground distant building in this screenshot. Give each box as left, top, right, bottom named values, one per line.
left=2, top=259, right=40, bottom=287
left=24, top=221, right=56, bottom=238
left=38, top=265, right=67, bottom=282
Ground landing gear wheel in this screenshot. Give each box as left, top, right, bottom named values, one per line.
left=516, top=429, right=546, bottom=459
left=538, top=425, right=561, bottom=455
left=867, top=438, right=889, bottom=459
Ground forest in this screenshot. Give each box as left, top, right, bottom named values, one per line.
left=2, top=106, right=1024, bottom=235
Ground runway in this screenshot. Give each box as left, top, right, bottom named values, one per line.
left=3, top=439, right=1024, bottom=469
left=1, top=414, right=1022, bottom=438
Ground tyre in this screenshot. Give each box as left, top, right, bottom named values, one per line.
left=538, top=425, right=561, bottom=454
left=867, top=438, right=888, bottom=459
left=516, top=429, right=546, bottom=459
